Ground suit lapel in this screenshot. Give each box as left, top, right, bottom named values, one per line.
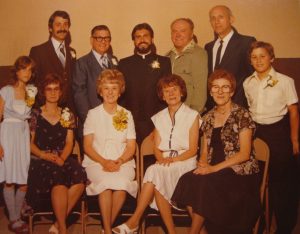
left=46, top=40, right=64, bottom=72
left=206, top=42, right=215, bottom=74
left=88, top=51, right=102, bottom=81
left=219, top=32, right=239, bottom=67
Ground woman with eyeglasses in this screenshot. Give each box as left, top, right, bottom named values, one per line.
left=26, top=73, right=87, bottom=234
left=171, top=69, right=261, bottom=234
left=113, top=74, right=199, bottom=234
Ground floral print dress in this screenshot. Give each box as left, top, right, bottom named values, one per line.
left=26, top=108, right=87, bottom=209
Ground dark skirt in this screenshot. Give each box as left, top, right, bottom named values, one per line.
left=26, top=156, right=87, bottom=208
left=172, top=168, right=261, bottom=232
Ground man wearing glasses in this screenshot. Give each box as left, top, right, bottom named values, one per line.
left=73, top=25, right=118, bottom=148
left=118, top=23, right=171, bottom=144
left=29, top=10, right=76, bottom=110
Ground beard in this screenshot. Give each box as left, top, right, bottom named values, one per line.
left=135, top=42, right=152, bottom=54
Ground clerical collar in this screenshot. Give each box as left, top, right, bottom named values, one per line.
left=136, top=51, right=152, bottom=59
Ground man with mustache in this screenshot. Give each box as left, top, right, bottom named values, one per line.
left=119, top=23, right=171, bottom=143
left=29, top=10, right=76, bottom=110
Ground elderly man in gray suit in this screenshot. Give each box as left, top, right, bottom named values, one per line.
left=72, top=25, right=118, bottom=148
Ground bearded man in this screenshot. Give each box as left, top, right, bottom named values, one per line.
left=118, top=23, right=171, bottom=143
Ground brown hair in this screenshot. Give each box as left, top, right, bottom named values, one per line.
left=48, top=10, right=71, bottom=29
left=11, top=56, right=35, bottom=85
left=208, top=69, right=236, bottom=93
left=38, top=73, right=64, bottom=104
left=157, top=74, right=187, bottom=102
left=97, top=69, right=125, bottom=94
left=248, top=41, right=275, bottom=60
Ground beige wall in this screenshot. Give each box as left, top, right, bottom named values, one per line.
left=0, top=0, right=300, bottom=65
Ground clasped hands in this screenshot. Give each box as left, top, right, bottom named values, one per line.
left=41, top=151, right=64, bottom=166
left=193, top=161, right=216, bottom=175
left=102, top=158, right=123, bottom=172
left=156, top=157, right=176, bottom=166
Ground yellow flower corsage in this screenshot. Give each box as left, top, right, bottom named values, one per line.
left=60, top=107, right=72, bottom=128
left=113, top=108, right=128, bottom=131
left=25, top=84, right=37, bottom=107
left=264, top=76, right=278, bottom=89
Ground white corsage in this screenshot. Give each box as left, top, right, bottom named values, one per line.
left=70, top=49, right=76, bottom=59
left=111, top=57, right=118, bottom=66
left=25, top=84, right=37, bottom=107
left=264, top=76, right=278, bottom=89
left=151, top=60, right=160, bottom=69
left=60, top=108, right=72, bottom=128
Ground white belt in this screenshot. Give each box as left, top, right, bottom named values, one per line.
left=3, top=118, right=23, bottom=123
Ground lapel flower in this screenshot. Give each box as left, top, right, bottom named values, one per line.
left=25, top=84, right=37, bottom=107
left=151, top=60, right=160, bottom=69
left=111, top=57, right=118, bottom=66
left=113, top=108, right=128, bottom=131
left=264, top=76, right=278, bottom=89
left=70, top=48, right=76, bottom=59
left=60, top=107, right=72, bottom=128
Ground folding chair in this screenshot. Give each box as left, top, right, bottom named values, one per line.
left=28, top=140, right=85, bottom=234
left=253, top=137, right=270, bottom=234
left=82, top=144, right=140, bottom=234
left=140, top=134, right=190, bottom=234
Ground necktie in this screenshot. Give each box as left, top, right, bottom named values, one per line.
left=215, top=40, right=223, bottom=70
left=58, top=44, right=66, bottom=67
left=100, top=55, right=108, bottom=69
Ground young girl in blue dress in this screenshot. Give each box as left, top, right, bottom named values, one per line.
left=0, top=56, right=37, bottom=233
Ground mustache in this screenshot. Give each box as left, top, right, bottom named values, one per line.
left=57, top=30, right=68, bottom=34
left=138, top=42, right=150, bottom=46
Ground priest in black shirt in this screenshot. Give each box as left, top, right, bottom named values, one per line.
left=119, top=23, right=171, bottom=143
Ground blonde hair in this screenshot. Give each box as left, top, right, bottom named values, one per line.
left=96, top=69, right=125, bottom=94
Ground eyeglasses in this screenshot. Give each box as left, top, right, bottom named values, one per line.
left=45, top=87, right=60, bottom=92
left=211, top=85, right=231, bottom=93
left=92, top=36, right=111, bottom=42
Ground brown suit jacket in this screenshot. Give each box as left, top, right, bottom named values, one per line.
left=29, top=39, right=76, bottom=110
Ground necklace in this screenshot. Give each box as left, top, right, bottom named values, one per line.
left=216, top=108, right=228, bottom=115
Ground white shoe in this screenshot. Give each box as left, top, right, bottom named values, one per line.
left=49, top=224, right=59, bottom=234
left=112, top=223, right=138, bottom=234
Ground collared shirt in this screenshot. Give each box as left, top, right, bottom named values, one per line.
left=171, top=40, right=196, bottom=58
left=243, top=67, right=298, bottom=124
left=92, top=50, right=107, bottom=67
left=212, top=30, right=234, bottom=70
left=51, top=37, right=65, bottom=58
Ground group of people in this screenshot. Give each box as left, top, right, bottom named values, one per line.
left=0, top=4, right=298, bottom=234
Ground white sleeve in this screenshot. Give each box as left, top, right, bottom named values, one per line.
left=126, top=111, right=136, bottom=139
left=285, top=78, right=298, bottom=106
left=83, top=110, right=95, bottom=135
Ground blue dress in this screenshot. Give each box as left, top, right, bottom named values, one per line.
left=0, top=86, right=31, bottom=184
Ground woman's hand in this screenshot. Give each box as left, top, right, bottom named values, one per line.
left=193, top=161, right=216, bottom=175
left=292, top=140, right=300, bottom=155
left=41, top=152, right=58, bottom=163
left=156, top=157, right=174, bottom=166
left=102, top=159, right=120, bottom=172
left=0, top=145, right=4, bottom=160
left=54, top=157, right=65, bottom=167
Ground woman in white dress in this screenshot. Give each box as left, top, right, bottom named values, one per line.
left=113, top=74, right=199, bottom=234
left=83, top=69, right=137, bottom=234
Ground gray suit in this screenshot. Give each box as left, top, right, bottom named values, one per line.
left=72, top=51, right=117, bottom=135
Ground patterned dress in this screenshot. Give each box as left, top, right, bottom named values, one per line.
left=26, top=108, right=87, bottom=208
left=172, top=104, right=261, bottom=233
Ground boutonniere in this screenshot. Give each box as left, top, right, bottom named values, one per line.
left=150, top=60, right=160, bottom=69
left=60, top=107, right=72, bottom=128
left=25, top=84, right=37, bottom=107
left=111, top=57, right=118, bottom=66
left=113, top=108, right=128, bottom=131
left=70, top=49, right=76, bottom=59
left=264, top=76, right=278, bottom=89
